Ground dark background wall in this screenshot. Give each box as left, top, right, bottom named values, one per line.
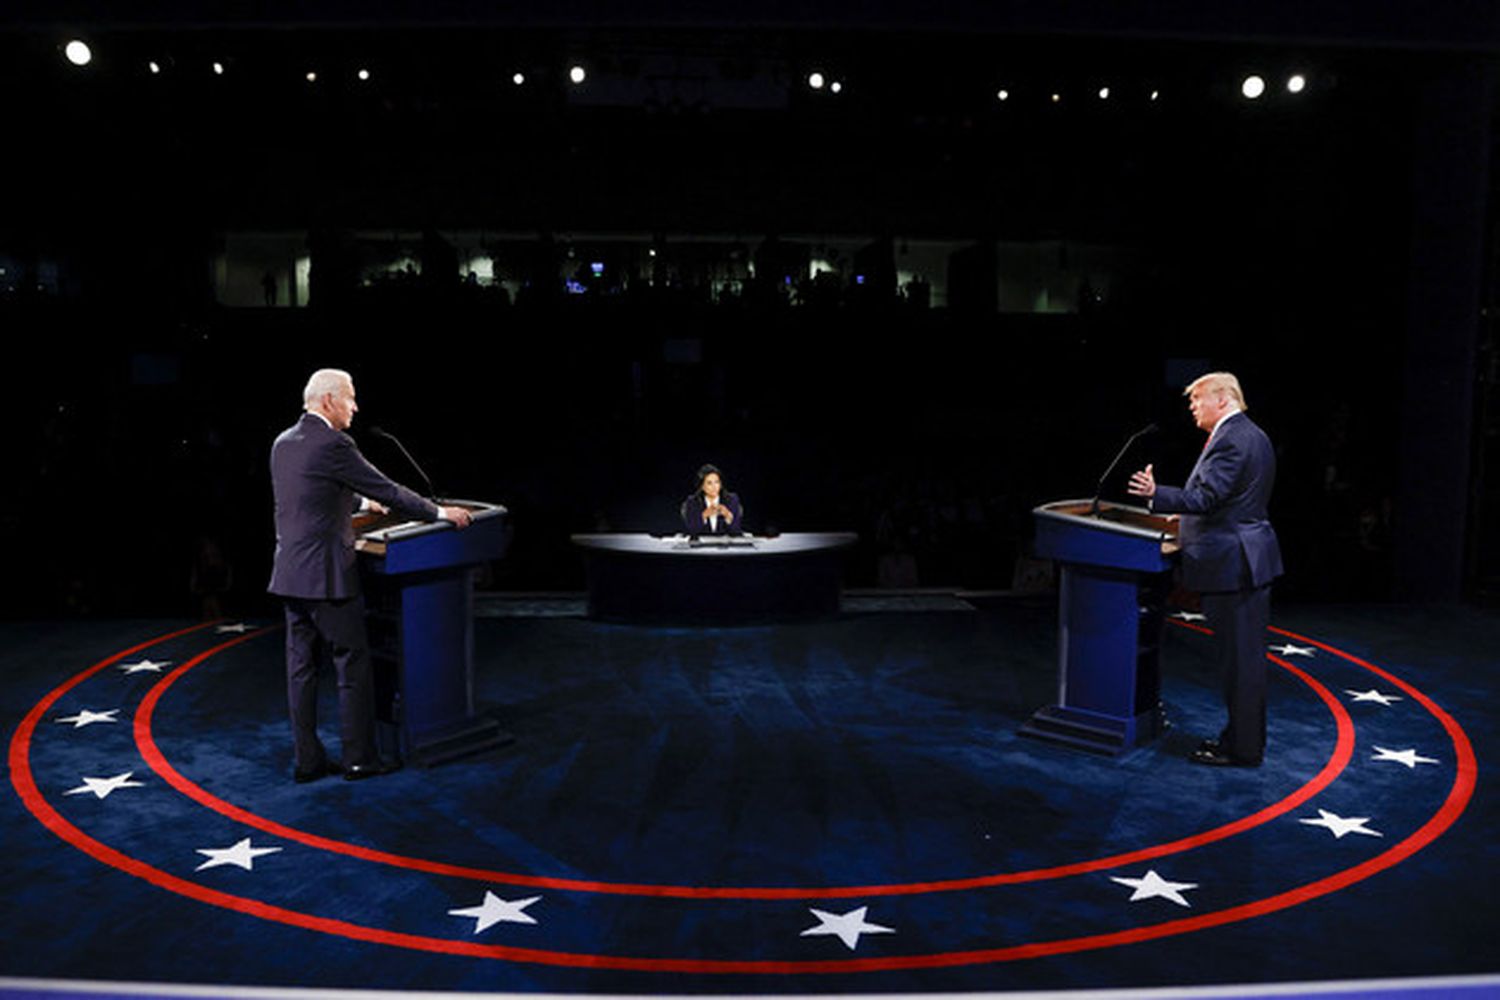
left=1, top=3, right=1495, bottom=618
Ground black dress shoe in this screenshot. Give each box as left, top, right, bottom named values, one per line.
left=293, top=760, right=343, bottom=784
left=1189, top=747, right=1261, bottom=767
left=343, top=760, right=401, bottom=781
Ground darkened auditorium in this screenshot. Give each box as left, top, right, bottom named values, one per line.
left=2, top=3, right=1497, bottom=999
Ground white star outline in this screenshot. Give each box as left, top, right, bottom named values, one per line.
left=1170, top=611, right=1207, bottom=622
left=448, top=891, right=541, bottom=934
left=1268, top=643, right=1315, bottom=657
left=1109, top=870, right=1200, bottom=908
left=119, top=658, right=171, bottom=675
left=799, top=906, right=896, bottom=950
left=1345, top=688, right=1403, bottom=706
left=195, top=837, right=282, bottom=872
left=55, top=709, right=119, bottom=728
left=1371, top=746, right=1439, bottom=769
left=63, top=772, right=145, bottom=799
left=1299, top=809, right=1383, bottom=839
left=215, top=622, right=252, bottom=634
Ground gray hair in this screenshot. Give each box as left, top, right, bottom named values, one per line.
left=302, top=368, right=352, bottom=408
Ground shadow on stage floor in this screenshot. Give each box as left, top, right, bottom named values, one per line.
left=2, top=597, right=1497, bottom=999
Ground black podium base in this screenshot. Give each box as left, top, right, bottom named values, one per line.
left=380, top=715, right=515, bottom=767
left=1019, top=704, right=1163, bottom=757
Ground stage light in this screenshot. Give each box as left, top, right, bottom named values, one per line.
left=64, top=40, right=92, bottom=66
left=512, top=71, right=525, bottom=86
left=1150, top=90, right=1160, bottom=101
left=830, top=80, right=842, bottom=94
left=213, top=61, right=225, bottom=76
left=148, top=61, right=161, bottom=75
left=1287, top=73, right=1307, bottom=94
left=305, top=71, right=317, bottom=82
left=357, top=68, right=371, bottom=81
left=1241, top=75, right=1265, bottom=99
left=569, top=64, right=586, bottom=84
left=1051, top=92, right=1061, bottom=103
left=808, top=71, right=825, bottom=90
left=1098, top=86, right=1110, bottom=100
left=997, top=89, right=1010, bottom=101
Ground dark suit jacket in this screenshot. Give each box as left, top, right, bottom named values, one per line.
left=1150, top=411, right=1283, bottom=593
left=680, top=492, right=744, bottom=535
left=268, top=413, right=441, bottom=600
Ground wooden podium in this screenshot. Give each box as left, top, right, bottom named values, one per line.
left=1022, top=499, right=1179, bottom=756
left=354, top=500, right=510, bottom=765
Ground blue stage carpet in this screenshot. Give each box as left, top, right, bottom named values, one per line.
left=2, top=600, right=1497, bottom=997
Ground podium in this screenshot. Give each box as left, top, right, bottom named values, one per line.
left=354, top=499, right=510, bottom=765
left=1022, top=499, right=1179, bottom=755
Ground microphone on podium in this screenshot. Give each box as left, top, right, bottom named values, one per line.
left=1091, top=422, right=1157, bottom=516
left=370, top=426, right=439, bottom=501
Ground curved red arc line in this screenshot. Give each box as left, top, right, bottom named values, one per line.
left=13, top=620, right=1477, bottom=974
left=136, top=643, right=1352, bottom=899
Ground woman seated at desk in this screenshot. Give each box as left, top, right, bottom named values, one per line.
left=680, top=463, right=744, bottom=536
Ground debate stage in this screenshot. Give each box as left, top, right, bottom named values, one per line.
left=2, top=597, right=1496, bottom=998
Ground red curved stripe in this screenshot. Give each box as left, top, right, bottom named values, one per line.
left=134, top=638, right=1351, bottom=899
left=11, top=620, right=1475, bottom=974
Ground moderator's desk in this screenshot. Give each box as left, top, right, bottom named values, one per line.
left=570, top=532, right=858, bottom=622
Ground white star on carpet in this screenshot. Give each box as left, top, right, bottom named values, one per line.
left=1346, top=688, right=1403, bottom=706
left=56, top=709, right=119, bottom=728
left=1372, top=746, right=1439, bottom=769
left=799, top=906, right=896, bottom=950
left=63, top=772, right=145, bottom=799
left=1109, top=869, right=1199, bottom=907
left=215, top=622, right=252, bottom=634
left=195, top=837, right=282, bottom=872
left=448, top=892, right=541, bottom=933
left=119, top=658, right=170, bottom=674
left=1170, top=611, right=1207, bottom=622
left=1299, top=809, right=1383, bottom=839
left=1268, top=643, right=1315, bottom=656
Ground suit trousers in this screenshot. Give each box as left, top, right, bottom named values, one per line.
left=1201, top=584, right=1272, bottom=762
left=283, top=595, right=377, bottom=770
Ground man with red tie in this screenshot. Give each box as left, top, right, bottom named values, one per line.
left=1128, top=372, right=1283, bottom=766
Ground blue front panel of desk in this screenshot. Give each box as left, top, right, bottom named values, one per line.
left=398, top=573, right=472, bottom=744
left=1058, top=565, right=1142, bottom=733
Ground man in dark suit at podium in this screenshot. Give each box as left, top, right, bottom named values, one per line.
left=268, top=368, right=472, bottom=783
left=1128, top=372, right=1283, bottom=767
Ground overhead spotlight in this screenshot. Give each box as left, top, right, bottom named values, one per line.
left=1150, top=89, right=1160, bottom=101
left=1241, top=75, right=1266, bottom=99
left=569, top=64, right=586, bottom=84
left=1098, top=86, right=1111, bottom=100
left=1051, top=92, right=1061, bottom=103
left=808, top=71, right=825, bottom=90
left=212, top=61, right=225, bottom=76
left=357, top=68, right=371, bottom=81
left=305, top=71, right=317, bottom=83
left=1287, top=73, right=1307, bottom=94
left=997, top=89, right=1010, bottom=102
left=64, top=40, right=92, bottom=66
left=830, top=80, right=843, bottom=94
left=148, top=61, right=161, bottom=75
left=512, top=71, right=525, bottom=86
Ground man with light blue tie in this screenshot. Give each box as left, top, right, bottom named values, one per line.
left=1129, top=372, right=1283, bottom=766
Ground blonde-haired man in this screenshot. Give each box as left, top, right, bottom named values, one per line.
left=1129, top=372, right=1283, bottom=766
